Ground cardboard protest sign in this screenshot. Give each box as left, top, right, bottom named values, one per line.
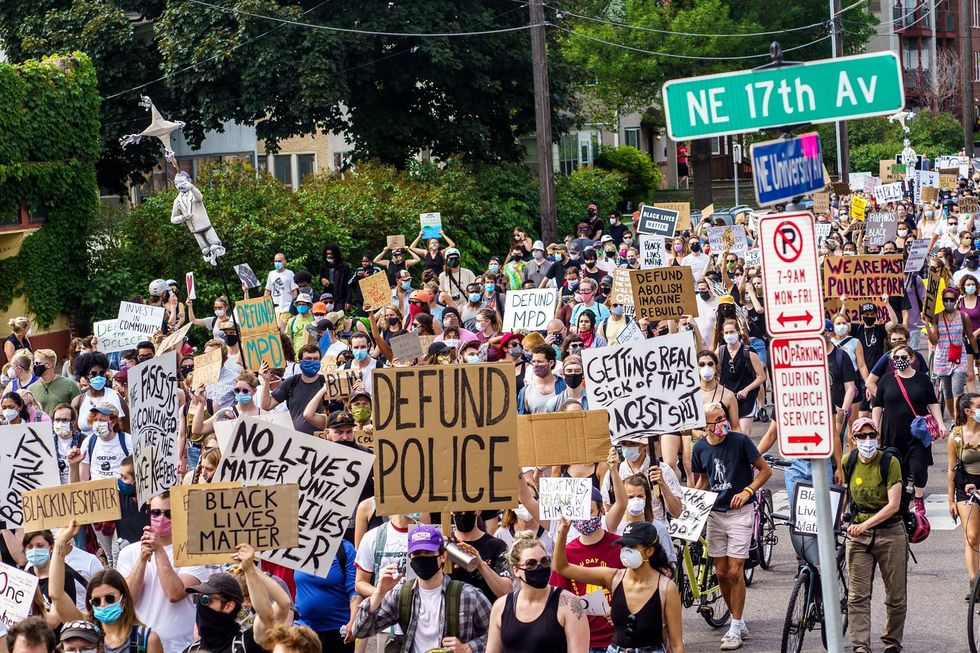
left=921, top=185, right=939, bottom=203
left=823, top=255, right=904, bottom=299
left=22, top=478, right=120, bottom=531
left=873, top=182, right=903, bottom=204
left=667, top=488, right=719, bottom=542
left=322, top=368, right=361, bottom=401
left=234, top=297, right=285, bottom=370
left=386, top=234, right=406, bottom=249
left=792, top=481, right=845, bottom=536
left=215, top=418, right=374, bottom=576
left=502, top=289, right=559, bottom=332
left=638, top=235, right=666, bottom=269
left=186, top=484, right=300, bottom=554
left=117, top=302, right=165, bottom=338
left=193, top=347, right=223, bottom=388
left=234, top=263, right=261, bottom=288
left=630, top=268, right=697, bottom=320
left=372, top=364, right=518, bottom=515
left=610, top=268, right=636, bottom=317
left=879, top=159, right=900, bottom=183
left=419, top=335, right=437, bottom=356
left=849, top=196, right=868, bottom=221
left=654, top=202, right=691, bottom=231
left=420, top=212, right=442, bottom=239
left=173, top=482, right=241, bottom=566
left=616, top=319, right=644, bottom=345
left=359, top=272, right=391, bottom=311
left=158, top=323, right=192, bottom=354
left=93, top=320, right=142, bottom=354
left=706, top=225, right=748, bottom=255
left=0, top=563, right=38, bottom=628
left=517, top=411, right=610, bottom=466
left=864, top=212, right=896, bottom=247
left=702, top=204, right=715, bottom=221
left=812, top=192, right=830, bottom=215
left=185, top=272, right=196, bottom=300
left=923, top=269, right=942, bottom=317
left=0, top=424, right=61, bottom=527
left=904, top=238, right=930, bottom=272
left=940, top=174, right=958, bottom=190
left=961, top=196, right=980, bottom=213
left=129, top=352, right=180, bottom=506
left=822, top=297, right=889, bottom=324
left=636, top=205, right=678, bottom=239
left=538, top=477, right=592, bottom=520
left=831, top=181, right=851, bottom=197
left=582, top=331, right=704, bottom=443
left=390, top=332, right=424, bottom=361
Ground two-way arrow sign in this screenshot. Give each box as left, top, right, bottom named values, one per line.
left=776, top=311, right=815, bottom=328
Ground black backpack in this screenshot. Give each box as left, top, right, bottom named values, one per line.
left=842, top=447, right=915, bottom=538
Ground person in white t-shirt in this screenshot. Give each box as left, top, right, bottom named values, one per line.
left=265, top=253, right=299, bottom=325
left=354, top=514, right=413, bottom=649
left=61, top=531, right=104, bottom=612
left=78, top=402, right=133, bottom=481
left=682, top=240, right=710, bottom=281
left=117, top=493, right=211, bottom=653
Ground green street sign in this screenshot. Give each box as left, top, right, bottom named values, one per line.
left=663, top=52, right=904, bottom=141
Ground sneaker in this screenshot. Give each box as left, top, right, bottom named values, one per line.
left=757, top=408, right=770, bottom=423
left=720, top=631, right=743, bottom=650
left=883, top=648, right=900, bottom=653
left=738, top=623, right=751, bottom=640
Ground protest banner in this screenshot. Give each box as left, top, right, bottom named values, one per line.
left=502, top=289, right=559, bottom=332
left=812, top=192, right=830, bottom=215
left=610, top=268, right=636, bottom=317
left=961, top=196, right=980, bottom=213
left=923, top=269, right=942, bottom=317
left=636, top=205, right=678, bottom=239
left=359, top=272, right=391, bottom=311
left=638, top=235, right=666, bottom=269
left=822, top=297, right=888, bottom=324
left=616, top=319, right=644, bottom=345
left=215, top=418, right=374, bottom=576
left=0, top=424, right=61, bottom=527
left=93, top=320, right=143, bottom=354
left=386, top=234, right=406, bottom=249
left=185, top=272, right=196, bottom=300
left=213, top=412, right=293, bottom=450
left=372, top=364, right=518, bottom=515
left=702, top=204, right=715, bottom=221
left=117, top=302, right=165, bottom=338
left=940, top=174, right=958, bottom=190
left=0, top=563, right=38, bottom=628
left=668, top=488, right=719, bottom=542
left=582, top=331, right=704, bottom=443
left=22, top=478, right=120, bottom=531
left=538, top=477, right=592, bottom=521
left=921, top=185, right=939, bottom=203
left=193, top=347, right=223, bottom=388
left=873, top=181, right=903, bottom=204
left=630, top=268, right=697, bottom=320
left=158, top=323, right=192, bottom=354
left=744, top=248, right=761, bottom=268
left=420, top=212, right=442, bottom=239
left=320, top=356, right=337, bottom=373
left=792, top=481, right=845, bottom=536
left=322, top=368, right=362, bottom=401
left=849, top=196, right=868, bottom=221
left=879, top=159, right=900, bottom=183
left=234, top=263, right=261, bottom=288
left=706, top=225, right=748, bottom=255
left=822, top=255, right=904, bottom=299
left=849, top=172, right=872, bottom=191
left=830, top=182, right=850, bottom=197
left=579, top=589, right=611, bottom=617
left=864, top=212, right=896, bottom=247
left=904, top=238, right=930, bottom=272
left=129, top=352, right=179, bottom=506
left=517, top=410, right=610, bottom=466
left=390, top=332, right=424, bottom=361
left=173, top=482, right=240, bottom=566
left=186, top=484, right=300, bottom=554
left=915, top=170, right=940, bottom=204
left=653, top=202, right=691, bottom=231
left=234, top=297, right=285, bottom=370
left=815, top=223, right=832, bottom=249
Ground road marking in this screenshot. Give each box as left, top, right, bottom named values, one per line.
left=925, top=493, right=959, bottom=531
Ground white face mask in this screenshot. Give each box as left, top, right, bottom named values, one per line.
left=619, top=547, right=644, bottom=569
left=855, top=438, right=878, bottom=458
left=93, top=421, right=111, bottom=438
left=514, top=504, right=533, bottom=522
left=622, top=446, right=641, bottom=462
left=699, top=366, right=715, bottom=381
left=214, top=309, right=226, bottom=317
left=834, top=324, right=849, bottom=337
left=626, top=497, right=646, bottom=517
left=53, top=421, right=71, bottom=437
left=723, top=333, right=739, bottom=346
left=1, top=409, right=17, bottom=423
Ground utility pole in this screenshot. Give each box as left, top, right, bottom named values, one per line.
left=962, top=0, right=975, bottom=155
left=830, top=0, right=850, bottom=178
left=529, top=0, right=557, bottom=243
left=930, top=0, right=938, bottom=110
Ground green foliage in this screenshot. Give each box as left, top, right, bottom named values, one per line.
left=0, top=53, right=102, bottom=327
left=556, top=167, right=627, bottom=237
left=596, top=145, right=661, bottom=207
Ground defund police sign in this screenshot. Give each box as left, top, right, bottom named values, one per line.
left=751, top=133, right=824, bottom=206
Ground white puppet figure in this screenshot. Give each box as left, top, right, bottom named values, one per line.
left=171, top=172, right=226, bottom=265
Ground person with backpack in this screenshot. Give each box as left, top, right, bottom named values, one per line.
left=183, top=573, right=249, bottom=653
left=842, top=418, right=911, bottom=653
left=295, top=536, right=357, bottom=653
left=353, top=524, right=492, bottom=653
left=947, top=392, right=980, bottom=597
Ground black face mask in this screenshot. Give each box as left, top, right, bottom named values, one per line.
left=522, top=565, right=552, bottom=589
left=387, top=316, right=401, bottom=327
left=180, top=365, right=194, bottom=378
left=719, top=305, right=735, bottom=317
left=410, top=555, right=442, bottom=581
left=196, top=604, right=241, bottom=650
left=862, top=316, right=876, bottom=327
left=690, top=242, right=702, bottom=253
left=564, top=373, right=583, bottom=389
left=698, top=291, right=710, bottom=301
left=32, top=364, right=46, bottom=377
left=447, top=257, right=460, bottom=267
left=454, top=512, right=478, bottom=532
left=224, top=334, right=240, bottom=347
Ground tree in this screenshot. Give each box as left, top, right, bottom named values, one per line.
left=903, top=49, right=961, bottom=113
left=596, top=145, right=661, bottom=208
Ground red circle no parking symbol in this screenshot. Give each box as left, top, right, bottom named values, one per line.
left=772, top=221, right=803, bottom=263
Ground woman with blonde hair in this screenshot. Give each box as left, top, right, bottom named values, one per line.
left=191, top=370, right=263, bottom=436
left=4, top=316, right=31, bottom=363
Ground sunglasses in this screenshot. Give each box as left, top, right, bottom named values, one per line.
left=90, top=594, right=120, bottom=607
left=88, top=370, right=105, bottom=378
left=409, top=300, right=424, bottom=306
left=149, top=509, right=172, bottom=519
left=519, top=556, right=552, bottom=571
left=191, top=594, right=222, bottom=607
left=234, top=388, right=253, bottom=394
left=698, top=361, right=715, bottom=367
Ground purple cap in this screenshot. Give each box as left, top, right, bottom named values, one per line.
left=407, top=524, right=445, bottom=554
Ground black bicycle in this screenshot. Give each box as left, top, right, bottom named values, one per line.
left=744, top=486, right=777, bottom=586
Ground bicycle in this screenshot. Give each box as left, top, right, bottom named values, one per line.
left=964, top=491, right=980, bottom=653
left=743, top=487, right=777, bottom=586
left=672, top=532, right=731, bottom=628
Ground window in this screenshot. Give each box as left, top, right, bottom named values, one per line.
left=974, top=0, right=979, bottom=27
left=625, top=128, right=640, bottom=149
left=0, top=205, right=44, bottom=231
left=256, top=155, right=268, bottom=173
left=28, top=203, right=47, bottom=225
left=297, top=153, right=316, bottom=184
left=975, top=51, right=980, bottom=82
left=710, top=137, right=721, bottom=155
left=273, top=156, right=292, bottom=187
left=558, top=134, right=580, bottom=175
left=333, top=150, right=353, bottom=171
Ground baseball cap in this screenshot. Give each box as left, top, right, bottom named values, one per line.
left=90, top=402, right=119, bottom=417
left=600, top=235, right=614, bottom=244
left=851, top=417, right=878, bottom=436
left=588, top=203, right=598, bottom=210
left=326, top=410, right=355, bottom=428
left=186, top=572, right=245, bottom=604
left=312, top=302, right=328, bottom=314
left=427, top=341, right=450, bottom=356
left=823, top=319, right=834, bottom=333
left=319, top=292, right=334, bottom=302
left=859, top=302, right=877, bottom=314
left=408, top=524, right=445, bottom=554
left=59, top=621, right=102, bottom=645
left=348, top=388, right=371, bottom=404
left=614, top=521, right=660, bottom=548
left=532, top=240, right=545, bottom=251
left=295, top=293, right=313, bottom=305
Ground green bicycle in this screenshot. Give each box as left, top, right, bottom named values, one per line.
left=672, top=534, right=731, bottom=628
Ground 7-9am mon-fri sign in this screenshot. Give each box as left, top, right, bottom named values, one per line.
left=663, top=52, right=904, bottom=140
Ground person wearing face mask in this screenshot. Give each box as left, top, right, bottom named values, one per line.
left=0, top=390, right=31, bottom=425
left=438, top=247, right=476, bottom=303
left=522, top=240, right=553, bottom=288
left=602, top=441, right=682, bottom=541
left=79, top=403, right=132, bottom=482
left=187, top=295, right=233, bottom=342
left=682, top=239, right=709, bottom=280
left=459, top=340, right=483, bottom=365
left=116, top=493, right=211, bottom=653
left=192, top=372, right=263, bottom=438
left=959, top=275, right=980, bottom=359
left=27, top=349, right=78, bottom=416
left=553, top=520, right=684, bottom=653
left=578, top=247, right=602, bottom=285
left=72, top=355, right=126, bottom=436
left=517, top=345, right=565, bottom=415
left=22, top=529, right=90, bottom=619
left=691, top=403, right=771, bottom=650
left=264, top=253, right=299, bottom=327
left=924, top=287, right=978, bottom=416
left=259, top=345, right=325, bottom=435
left=841, top=418, right=910, bottom=653
left=375, top=245, right=421, bottom=287
left=949, top=393, right=980, bottom=594
left=390, top=269, right=415, bottom=316
left=485, top=533, right=589, bottom=653
left=544, top=354, right=586, bottom=411
left=411, top=230, right=452, bottom=276
left=340, top=333, right=379, bottom=394
left=716, top=319, right=766, bottom=435
left=955, top=251, right=980, bottom=287
left=840, top=298, right=898, bottom=413
left=569, top=279, right=610, bottom=328
left=448, top=512, right=510, bottom=602
left=320, top=244, right=352, bottom=310
left=283, top=294, right=315, bottom=352
left=604, top=474, right=677, bottom=565
left=51, top=403, right=85, bottom=485
left=354, top=524, right=492, bottom=653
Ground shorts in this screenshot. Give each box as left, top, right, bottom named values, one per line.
left=707, top=504, right=754, bottom=560
left=749, top=337, right=768, bottom=367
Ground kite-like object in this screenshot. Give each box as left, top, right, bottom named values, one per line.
left=119, top=96, right=185, bottom=164
left=887, top=109, right=916, bottom=134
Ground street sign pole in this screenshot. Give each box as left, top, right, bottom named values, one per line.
left=812, top=458, right=845, bottom=653
left=733, top=143, right=741, bottom=205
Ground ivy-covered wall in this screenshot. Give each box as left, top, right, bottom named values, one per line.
left=0, top=53, right=101, bottom=328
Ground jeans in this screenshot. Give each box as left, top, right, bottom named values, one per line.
left=785, top=460, right=835, bottom=512
left=749, top=337, right=768, bottom=366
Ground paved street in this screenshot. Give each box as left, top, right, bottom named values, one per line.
left=680, top=425, right=970, bottom=652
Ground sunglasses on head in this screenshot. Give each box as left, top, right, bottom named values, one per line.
left=149, top=509, right=172, bottom=519
left=519, top=555, right=551, bottom=571
left=90, top=594, right=120, bottom=607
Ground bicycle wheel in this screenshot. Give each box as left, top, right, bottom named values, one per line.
left=759, top=489, right=777, bottom=569
left=699, top=555, right=732, bottom=628
left=968, top=573, right=980, bottom=653
left=782, top=567, right=812, bottom=653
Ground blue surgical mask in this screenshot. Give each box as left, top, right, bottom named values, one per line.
left=401, top=281, right=412, bottom=290
left=326, top=303, right=334, bottom=311
left=26, top=548, right=50, bottom=568
left=88, top=375, right=106, bottom=391
left=973, top=411, right=980, bottom=424
left=117, top=479, right=135, bottom=497
left=235, top=392, right=253, bottom=405
left=297, top=304, right=310, bottom=315
left=299, top=360, right=320, bottom=377
left=274, top=261, right=284, bottom=270
left=93, top=602, right=124, bottom=625
left=485, top=284, right=495, bottom=293
left=489, top=263, right=500, bottom=273
left=353, top=349, right=369, bottom=362
left=466, top=354, right=480, bottom=364
left=469, top=293, right=482, bottom=303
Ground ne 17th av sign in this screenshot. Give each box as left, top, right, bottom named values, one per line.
left=663, top=52, right=904, bottom=141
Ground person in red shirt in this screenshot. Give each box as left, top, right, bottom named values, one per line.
left=677, top=144, right=690, bottom=187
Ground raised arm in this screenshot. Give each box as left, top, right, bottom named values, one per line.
left=302, top=385, right=329, bottom=431
left=552, top=519, right=617, bottom=590
left=49, top=522, right=84, bottom=622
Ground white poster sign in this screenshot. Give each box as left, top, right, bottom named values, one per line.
left=873, top=181, right=904, bottom=204
left=0, top=424, right=61, bottom=527
left=792, top=482, right=845, bottom=536
left=116, top=302, right=165, bottom=339
left=93, top=319, right=143, bottom=354
left=502, top=289, right=560, bottom=332
left=667, top=488, right=719, bottom=542
left=904, top=238, right=930, bottom=272
left=538, top=477, right=592, bottom=521
left=0, top=563, right=38, bottom=627
left=638, top=235, right=667, bottom=269
left=706, top=225, right=748, bottom=256
left=130, top=352, right=180, bottom=506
